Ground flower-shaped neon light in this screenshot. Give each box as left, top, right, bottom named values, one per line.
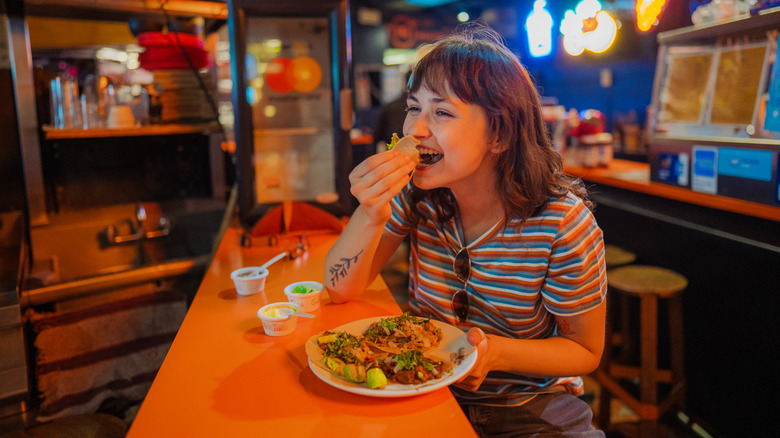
left=560, top=0, right=617, bottom=56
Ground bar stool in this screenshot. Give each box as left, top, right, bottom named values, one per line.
left=595, top=265, right=688, bottom=438
left=604, top=246, right=636, bottom=350
left=604, top=244, right=636, bottom=269
left=597, top=245, right=636, bottom=427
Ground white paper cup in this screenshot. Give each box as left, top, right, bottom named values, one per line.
left=230, top=267, right=269, bottom=296
left=257, top=302, right=299, bottom=336
left=283, top=281, right=324, bottom=312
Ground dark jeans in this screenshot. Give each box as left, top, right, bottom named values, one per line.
left=458, top=393, right=605, bottom=437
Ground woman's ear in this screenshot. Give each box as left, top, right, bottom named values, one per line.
left=488, top=134, right=507, bottom=154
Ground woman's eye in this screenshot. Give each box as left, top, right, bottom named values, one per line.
left=406, top=106, right=420, bottom=113
left=436, top=110, right=453, bottom=117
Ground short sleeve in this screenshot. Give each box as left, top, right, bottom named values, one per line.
left=542, top=197, right=607, bottom=316
left=385, top=185, right=413, bottom=237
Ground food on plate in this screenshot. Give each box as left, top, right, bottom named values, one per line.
left=343, top=363, right=367, bottom=383
left=366, top=368, right=387, bottom=389
left=378, top=350, right=451, bottom=385
left=386, top=133, right=420, bottom=165
left=361, top=313, right=442, bottom=354
left=306, top=331, right=377, bottom=372
left=305, top=314, right=453, bottom=391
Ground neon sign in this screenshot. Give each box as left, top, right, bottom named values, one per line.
left=559, top=0, right=617, bottom=56
left=636, top=0, right=667, bottom=32
left=525, top=0, right=554, bottom=57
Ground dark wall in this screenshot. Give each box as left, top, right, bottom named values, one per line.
left=590, top=184, right=779, bottom=437
left=1, top=59, right=26, bottom=214
left=352, top=0, right=693, bottom=131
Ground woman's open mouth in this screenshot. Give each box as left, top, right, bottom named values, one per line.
left=418, top=146, right=443, bottom=166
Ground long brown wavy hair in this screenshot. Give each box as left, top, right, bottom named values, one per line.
left=405, top=22, right=592, bottom=224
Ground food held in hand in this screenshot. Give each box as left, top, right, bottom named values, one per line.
left=386, top=133, right=421, bottom=165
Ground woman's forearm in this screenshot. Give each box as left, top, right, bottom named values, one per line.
left=487, top=335, right=603, bottom=378
left=486, top=303, right=605, bottom=378
left=324, top=207, right=387, bottom=303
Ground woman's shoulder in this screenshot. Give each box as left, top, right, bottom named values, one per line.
left=535, top=192, right=588, bottom=219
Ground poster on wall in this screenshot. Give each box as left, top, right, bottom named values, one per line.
left=658, top=48, right=714, bottom=124
left=709, top=42, right=769, bottom=126
left=691, top=145, right=718, bottom=194
left=657, top=152, right=689, bottom=186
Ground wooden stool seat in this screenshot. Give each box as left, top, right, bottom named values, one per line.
left=607, top=265, right=688, bottom=298
left=596, top=265, right=688, bottom=438
left=604, top=244, right=637, bottom=269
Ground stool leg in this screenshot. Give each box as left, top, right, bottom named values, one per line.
left=639, top=294, right=658, bottom=438
left=619, top=293, right=632, bottom=361
left=597, top=295, right=614, bottom=429
left=669, top=293, right=686, bottom=410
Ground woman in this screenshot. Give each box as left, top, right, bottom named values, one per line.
left=325, top=22, right=607, bottom=437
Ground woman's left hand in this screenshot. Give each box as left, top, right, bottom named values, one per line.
left=453, top=327, right=491, bottom=392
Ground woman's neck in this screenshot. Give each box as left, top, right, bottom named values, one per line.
left=454, top=189, right=504, bottom=246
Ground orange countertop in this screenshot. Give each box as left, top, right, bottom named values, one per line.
left=565, top=159, right=780, bottom=223
left=127, top=227, right=477, bottom=437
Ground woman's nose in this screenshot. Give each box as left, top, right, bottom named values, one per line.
left=404, top=114, right=430, bottom=139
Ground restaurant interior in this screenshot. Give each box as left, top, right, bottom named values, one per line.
left=1, top=0, right=778, bottom=437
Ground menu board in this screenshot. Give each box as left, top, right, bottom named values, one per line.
left=659, top=49, right=714, bottom=124
left=710, top=43, right=769, bottom=126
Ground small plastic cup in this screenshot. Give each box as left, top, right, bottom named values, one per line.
left=257, top=302, right=300, bottom=336
left=230, top=267, right=269, bottom=296
left=283, top=281, right=324, bottom=312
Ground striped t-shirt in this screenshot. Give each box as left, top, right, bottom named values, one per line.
left=386, top=187, right=607, bottom=406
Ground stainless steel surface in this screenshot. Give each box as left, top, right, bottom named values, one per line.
left=0, top=212, right=29, bottom=413
left=24, top=200, right=225, bottom=305
left=103, top=204, right=172, bottom=245
left=21, top=254, right=211, bottom=306
left=0, top=301, right=28, bottom=401
left=6, top=13, right=46, bottom=225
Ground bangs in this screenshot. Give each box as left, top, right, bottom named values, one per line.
left=409, top=43, right=487, bottom=105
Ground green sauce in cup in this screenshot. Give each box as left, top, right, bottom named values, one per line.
left=291, top=285, right=314, bottom=294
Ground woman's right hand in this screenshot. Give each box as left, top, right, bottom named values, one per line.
left=349, top=150, right=416, bottom=225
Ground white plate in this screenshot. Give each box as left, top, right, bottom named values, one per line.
left=307, top=316, right=478, bottom=398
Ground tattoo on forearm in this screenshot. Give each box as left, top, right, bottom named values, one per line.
left=559, top=320, right=576, bottom=336
left=328, top=250, right=364, bottom=286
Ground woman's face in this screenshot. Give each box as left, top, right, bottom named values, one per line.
left=404, top=84, right=500, bottom=195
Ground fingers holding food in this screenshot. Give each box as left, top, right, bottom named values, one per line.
left=386, top=133, right=421, bottom=165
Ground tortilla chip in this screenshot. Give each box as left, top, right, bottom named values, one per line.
left=394, top=135, right=421, bottom=164
left=364, top=340, right=405, bottom=355
left=305, top=332, right=329, bottom=372
left=387, top=133, right=420, bottom=165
